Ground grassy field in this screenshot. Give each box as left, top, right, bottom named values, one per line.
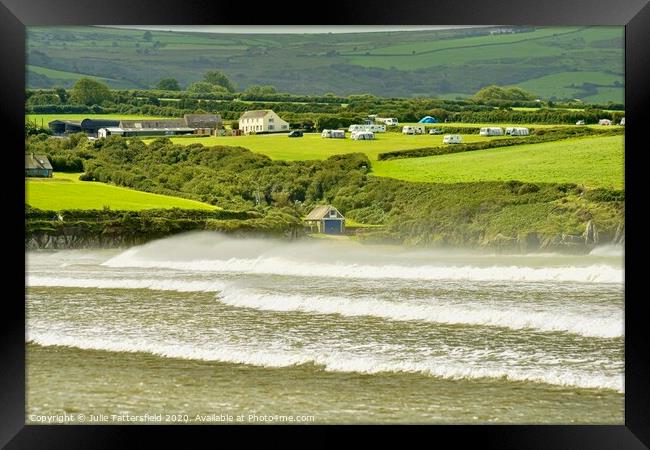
left=511, top=71, right=623, bottom=103
left=159, top=132, right=499, bottom=161
left=371, top=135, right=624, bottom=189
left=26, top=26, right=623, bottom=101
left=26, top=172, right=216, bottom=211
left=28, top=65, right=119, bottom=83
left=26, top=114, right=169, bottom=127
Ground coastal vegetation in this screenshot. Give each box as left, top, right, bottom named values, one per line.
left=25, top=134, right=624, bottom=251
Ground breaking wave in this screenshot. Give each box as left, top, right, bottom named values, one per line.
left=26, top=275, right=623, bottom=339
left=103, top=251, right=622, bottom=284
left=215, top=288, right=622, bottom=339
left=26, top=276, right=227, bottom=293
left=27, top=333, right=623, bottom=392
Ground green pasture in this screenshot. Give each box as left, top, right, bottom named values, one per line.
left=27, top=65, right=118, bottom=83
left=511, top=71, right=623, bottom=103
left=371, top=135, right=624, bottom=189
left=160, top=132, right=498, bottom=161
left=26, top=172, right=216, bottom=211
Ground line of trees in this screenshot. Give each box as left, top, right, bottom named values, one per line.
left=26, top=76, right=625, bottom=127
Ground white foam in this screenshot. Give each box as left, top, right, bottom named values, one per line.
left=102, top=252, right=623, bottom=284
left=27, top=332, right=623, bottom=392
left=215, top=288, right=623, bottom=339
left=589, top=245, right=624, bottom=257
left=26, top=276, right=227, bottom=293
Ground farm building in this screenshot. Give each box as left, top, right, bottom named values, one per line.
left=25, top=153, right=53, bottom=178
left=321, top=129, right=345, bottom=139
left=598, top=119, right=613, bottom=126
left=239, top=110, right=289, bottom=134
left=183, top=113, right=222, bottom=133
left=49, top=118, right=120, bottom=135
left=98, top=127, right=125, bottom=138
left=118, top=119, right=194, bottom=136
left=418, top=116, right=438, bottom=124
left=49, top=114, right=222, bottom=137
left=479, top=127, right=504, bottom=136
left=304, top=205, right=345, bottom=235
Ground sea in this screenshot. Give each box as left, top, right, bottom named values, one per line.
left=25, top=232, right=624, bottom=424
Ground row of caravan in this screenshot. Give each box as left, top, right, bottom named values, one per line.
left=480, top=127, right=530, bottom=136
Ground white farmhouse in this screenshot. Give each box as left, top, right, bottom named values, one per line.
left=239, top=110, right=289, bottom=134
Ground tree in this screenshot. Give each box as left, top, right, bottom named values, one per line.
left=202, top=70, right=235, bottom=92
left=55, top=87, right=68, bottom=104
left=27, top=93, right=60, bottom=106
left=187, top=82, right=216, bottom=94
left=156, top=78, right=181, bottom=91
left=69, top=78, right=112, bottom=106
left=243, top=85, right=277, bottom=97
left=143, top=31, right=153, bottom=42
left=472, top=85, right=536, bottom=102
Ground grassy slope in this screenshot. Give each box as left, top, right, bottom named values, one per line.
left=26, top=172, right=216, bottom=211
left=346, top=28, right=574, bottom=69
left=160, top=133, right=497, bottom=161
left=26, top=26, right=623, bottom=101
left=511, top=71, right=623, bottom=103
left=371, top=135, right=624, bottom=189
left=28, top=65, right=119, bottom=83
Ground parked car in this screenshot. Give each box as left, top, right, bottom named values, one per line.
left=288, top=130, right=303, bottom=137
left=429, top=129, right=443, bottom=135
left=576, top=120, right=585, bottom=125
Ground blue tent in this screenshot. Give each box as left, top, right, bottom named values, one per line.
left=418, top=116, right=438, bottom=123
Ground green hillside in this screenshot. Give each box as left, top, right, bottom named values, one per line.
left=26, top=172, right=216, bottom=211
left=26, top=26, right=623, bottom=102
left=372, top=135, right=624, bottom=189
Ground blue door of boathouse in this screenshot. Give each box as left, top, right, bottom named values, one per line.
left=323, top=219, right=342, bottom=234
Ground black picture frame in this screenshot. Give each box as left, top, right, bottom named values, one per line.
left=2, top=0, right=648, bottom=447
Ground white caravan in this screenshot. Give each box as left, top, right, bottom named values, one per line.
left=443, top=134, right=463, bottom=144
left=402, top=125, right=425, bottom=135
left=376, top=117, right=399, bottom=126
left=349, top=124, right=386, bottom=133
left=505, top=127, right=530, bottom=136
left=321, top=129, right=345, bottom=139
left=479, top=127, right=504, bottom=136
left=351, top=131, right=375, bottom=140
